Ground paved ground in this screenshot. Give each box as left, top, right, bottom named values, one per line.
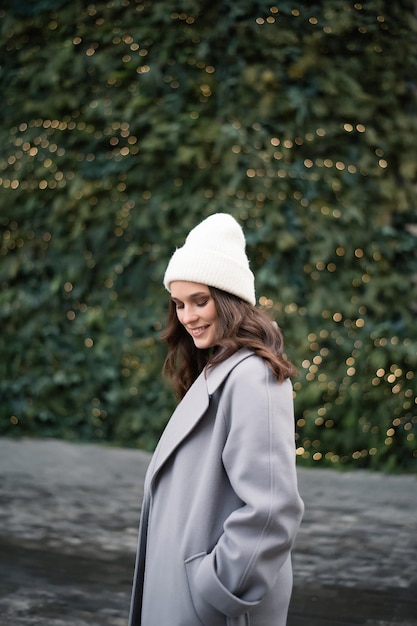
left=0, top=438, right=416, bottom=626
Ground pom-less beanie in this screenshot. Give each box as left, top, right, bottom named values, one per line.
left=163, top=213, right=256, bottom=305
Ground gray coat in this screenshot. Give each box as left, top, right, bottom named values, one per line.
left=129, top=349, right=304, bottom=626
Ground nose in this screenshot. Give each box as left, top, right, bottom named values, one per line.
left=180, top=305, right=198, bottom=326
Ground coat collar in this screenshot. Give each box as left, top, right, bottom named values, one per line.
left=206, top=347, right=253, bottom=395
left=148, top=349, right=254, bottom=484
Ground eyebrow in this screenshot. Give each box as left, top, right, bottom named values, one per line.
left=171, top=291, right=210, bottom=302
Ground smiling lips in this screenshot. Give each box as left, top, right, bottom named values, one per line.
left=188, top=325, right=209, bottom=337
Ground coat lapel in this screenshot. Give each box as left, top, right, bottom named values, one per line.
left=206, top=348, right=253, bottom=396
left=148, top=370, right=209, bottom=482
left=149, top=349, right=254, bottom=483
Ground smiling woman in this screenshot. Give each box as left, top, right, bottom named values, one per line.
left=128, top=213, right=304, bottom=626
left=170, top=282, right=218, bottom=350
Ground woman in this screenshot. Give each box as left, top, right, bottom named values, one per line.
left=129, top=213, right=304, bottom=626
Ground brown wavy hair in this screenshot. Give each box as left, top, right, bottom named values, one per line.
left=161, top=286, right=297, bottom=400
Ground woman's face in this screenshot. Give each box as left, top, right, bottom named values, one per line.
left=170, top=281, right=219, bottom=349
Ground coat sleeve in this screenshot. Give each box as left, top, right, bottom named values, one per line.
left=193, top=356, right=304, bottom=616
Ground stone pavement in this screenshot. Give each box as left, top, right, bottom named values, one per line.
left=0, top=438, right=416, bottom=626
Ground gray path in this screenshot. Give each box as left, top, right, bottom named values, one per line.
left=0, top=438, right=416, bottom=626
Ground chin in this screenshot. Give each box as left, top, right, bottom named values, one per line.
left=193, top=340, right=210, bottom=350
left=193, top=336, right=216, bottom=350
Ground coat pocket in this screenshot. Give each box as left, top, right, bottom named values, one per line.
left=185, top=553, right=252, bottom=626
left=185, top=552, right=225, bottom=626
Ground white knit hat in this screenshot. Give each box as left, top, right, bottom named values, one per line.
left=163, top=213, right=256, bottom=305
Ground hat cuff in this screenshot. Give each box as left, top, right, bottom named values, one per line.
left=164, top=247, right=256, bottom=305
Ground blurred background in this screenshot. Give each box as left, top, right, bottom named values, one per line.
left=1, top=0, right=416, bottom=471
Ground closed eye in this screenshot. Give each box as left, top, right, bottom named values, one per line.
left=172, top=299, right=209, bottom=309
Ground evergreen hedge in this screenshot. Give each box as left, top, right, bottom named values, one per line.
left=1, top=0, right=416, bottom=470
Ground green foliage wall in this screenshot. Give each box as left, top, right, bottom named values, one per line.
left=1, top=0, right=416, bottom=470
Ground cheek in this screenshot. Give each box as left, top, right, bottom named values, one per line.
left=209, top=305, right=218, bottom=324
